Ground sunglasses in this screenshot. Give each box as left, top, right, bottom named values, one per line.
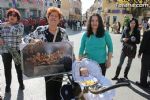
left=9, top=13, right=17, bottom=17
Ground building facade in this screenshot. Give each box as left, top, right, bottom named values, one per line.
left=69, top=0, right=82, bottom=21
left=60, top=0, right=70, bottom=20
left=43, top=0, right=61, bottom=17
left=0, top=0, right=82, bottom=21
left=82, top=0, right=102, bottom=22
left=83, top=0, right=133, bottom=27
left=101, top=0, right=132, bottom=26
left=0, top=0, right=44, bottom=19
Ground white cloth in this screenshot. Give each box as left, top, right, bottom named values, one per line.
left=72, top=58, right=115, bottom=100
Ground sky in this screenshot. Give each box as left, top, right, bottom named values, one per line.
left=81, top=0, right=95, bottom=14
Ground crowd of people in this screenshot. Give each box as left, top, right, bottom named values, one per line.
left=0, top=16, right=82, bottom=36
left=0, top=7, right=150, bottom=100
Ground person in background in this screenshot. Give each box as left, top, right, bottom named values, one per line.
left=111, top=21, right=117, bottom=34
left=24, top=7, right=70, bottom=100
left=112, top=18, right=141, bottom=80
left=0, top=8, right=24, bottom=93
left=79, top=13, right=113, bottom=76
left=106, top=21, right=110, bottom=31
left=142, top=19, right=148, bottom=32
left=136, top=18, right=150, bottom=88
left=116, top=21, right=121, bottom=34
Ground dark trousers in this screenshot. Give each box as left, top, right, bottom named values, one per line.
left=2, top=53, right=23, bottom=87
left=115, top=51, right=133, bottom=77
left=44, top=56, right=72, bottom=100
left=140, top=54, right=150, bottom=86
left=45, top=75, right=63, bottom=100
left=99, top=63, right=106, bottom=76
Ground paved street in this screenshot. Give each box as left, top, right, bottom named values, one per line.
left=0, top=27, right=150, bottom=100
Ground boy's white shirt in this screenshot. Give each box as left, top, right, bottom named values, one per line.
left=72, top=58, right=115, bottom=100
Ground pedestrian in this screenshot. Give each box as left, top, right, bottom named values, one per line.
left=112, top=18, right=141, bottom=80
left=77, top=21, right=80, bottom=31
left=0, top=8, right=24, bottom=93
left=106, top=22, right=110, bottom=31
left=111, top=21, right=117, bottom=34
left=116, top=21, right=121, bottom=34
left=136, top=18, right=150, bottom=88
left=24, top=7, right=70, bottom=100
left=142, top=19, right=148, bottom=32
left=79, top=13, right=113, bottom=76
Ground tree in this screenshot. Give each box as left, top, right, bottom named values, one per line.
left=123, top=16, right=130, bottom=29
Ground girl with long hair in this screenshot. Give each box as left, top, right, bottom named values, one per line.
left=112, top=18, right=141, bottom=80
left=79, top=13, right=113, bottom=76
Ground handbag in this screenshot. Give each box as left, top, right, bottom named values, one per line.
left=122, top=43, right=136, bottom=58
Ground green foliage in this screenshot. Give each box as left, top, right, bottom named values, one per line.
left=123, top=16, right=130, bottom=27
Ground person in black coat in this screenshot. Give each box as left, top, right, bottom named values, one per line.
left=136, top=18, right=150, bottom=88
left=112, top=18, right=141, bottom=80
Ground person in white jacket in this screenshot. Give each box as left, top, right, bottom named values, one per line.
left=72, top=58, right=115, bottom=100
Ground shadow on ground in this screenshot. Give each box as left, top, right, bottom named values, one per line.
left=17, top=90, right=24, bottom=100
left=3, top=89, right=24, bottom=100
left=4, top=92, right=11, bottom=100
left=128, top=80, right=150, bottom=99
left=114, top=78, right=150, bottom=99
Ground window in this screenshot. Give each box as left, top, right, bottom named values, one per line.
left=45, top=2, right=47, bottom=6
left=113, top=16, right=117, bottom=23
left=29, top=0, right=33, bottom=3
left=49, top=3, right=53, bottom=6
left=108, top=9, right=111, bottom=13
